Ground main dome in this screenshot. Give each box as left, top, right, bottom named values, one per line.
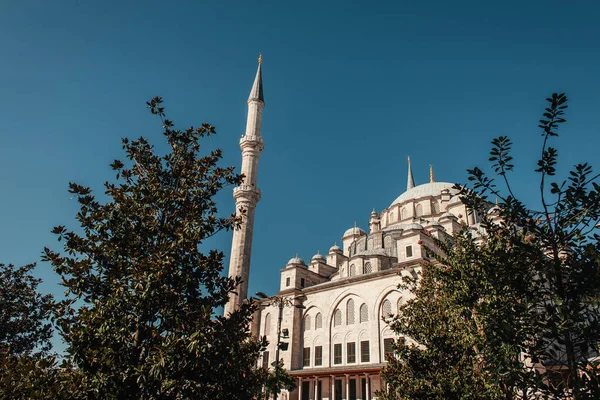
left=390, top=182, right=457, bottom=207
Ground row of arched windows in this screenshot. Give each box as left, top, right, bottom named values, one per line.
left=388, top=202, right=444, bottom=224
left=333, top=300, right=369, bottom=327
left=271, top=295, right=403, bottom=335
left=348, top=262, right=372, bottom=277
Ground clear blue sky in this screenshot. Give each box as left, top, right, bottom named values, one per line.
left=1, top=1, right=599, bottom=351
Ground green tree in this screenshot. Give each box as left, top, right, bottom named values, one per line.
left=0, top=262, right=61, bottom=399
left=382, top=93, right=600, bottom=399
left=42, top=97, right=267, bottom=399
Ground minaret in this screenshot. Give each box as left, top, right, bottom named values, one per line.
left=407, top=156, right=415, bottom=190
left=224, top=55, right=265, bottom=315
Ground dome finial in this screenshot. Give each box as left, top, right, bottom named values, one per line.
left=258, top=53, right=263, bottom=64
left=496, top=197, right=499, bottom=206
left=407, top=156, right=415, bottom=191
left=429, top=164, right=435, bottom=183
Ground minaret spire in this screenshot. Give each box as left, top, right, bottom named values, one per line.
left=248, top=54, right=264, bottom=103
left=225, top=56, right=265, bottom=315
left=407, top=156, right=415, bottom=191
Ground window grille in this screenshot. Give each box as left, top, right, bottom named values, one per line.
left=347, top=299, right=355, bottom=325
left=264, top=313, right=271, bottom=335
left=303, top=315, right=311, bottom=332
left=303, top=347, right=310, bottom=367
left=363, top=262, right=372, bottom=274
left=360, top=303, right=368, bottom=322
left=333, top=309, right=342, bottom=327
left=315, top=313, right=323, bottom=329
left=334, top=343, right=342, bottom=364
left=315, top=346, right=323, bottom=366
left=382, top=299, right=392, bottom=317
left=360, top=341, right=370, bottom=362
left=347, top=342, right=356, bottom=363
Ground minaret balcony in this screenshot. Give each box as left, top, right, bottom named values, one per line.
left=233, top=184, right=262, bottom=203
left=240, top=135, right=264, bottom=151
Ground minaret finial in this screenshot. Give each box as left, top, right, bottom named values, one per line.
left=258, top=53, right=262, bottom=64
left=496, top=197, right=499, bottom=206
left=248, top=56, right=264, bottom=103
left=429, top=164, right=435, bottom=183
left=407, top=156, right=415, bottom=191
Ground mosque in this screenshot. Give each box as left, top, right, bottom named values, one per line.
left=224, top=58, right=483, bottom=400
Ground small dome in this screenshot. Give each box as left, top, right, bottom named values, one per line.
left=404, top=223, right=423, bottom=230
left=439, top=211, right=458, bottom=220
left=287, top=255, right=306, bottom=266
left=329, top=244, right=343, bottom=254
left=343, top=226, right=366, bottom=238
left=311, top=252, right=326, bottom=263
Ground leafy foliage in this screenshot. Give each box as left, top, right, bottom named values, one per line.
left=0, top=263, right=58, bottom=399
left=382, top=93, right=600, bottom=399
left=41, top=97, right=267, bottom=399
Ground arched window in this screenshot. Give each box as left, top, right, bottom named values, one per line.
left=415, top=204, right=423, bottom=217
left=333, top=309, right=342, bottom=327
left=349, top=264, right=356, bottom=277
left=264, top=313, right=271, bottom=335
left=401, top=207, right=407, bottom=220
left=303, top=315, right=311, bottom=332
left=382, top=299, right=392, bottom=318
left=363, top=262, right=372, bottom=274
left=389, top=212, right=395, bottom=223
left=360, top=303, right=369, bottom=322
left=315, top=313, right=323, bottom=329
left=397, top=298, right=403, bottom=314
left=432, top=201, right=440, bottom=214
left=347, top=299, right=355, bottom=325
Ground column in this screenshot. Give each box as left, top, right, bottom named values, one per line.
left=298, top=377, right=302, bottom=400
left=314, top=377, right=318, bottom=400
left=345, top=374, right=349, bottom=400
left=364, top=373, right=370, bottom=400
left=330, top=376, right=335, bottom=400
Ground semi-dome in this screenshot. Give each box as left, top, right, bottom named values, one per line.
left=342, top=226, right=366, bottom=238
left=311, top=252, right=326, bottom=263
left=329, top=244, right=343, bottom=254
left=390, top=182, right=457, bottom=207
left=287, top=255, right=306, bottom=266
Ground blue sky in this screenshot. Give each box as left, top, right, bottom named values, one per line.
left=1, top=1, right=599, bottom=351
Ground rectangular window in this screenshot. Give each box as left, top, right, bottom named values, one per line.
left=383, top=338, right=394, bottom=359
left=360, top=340, right=370, bottom=362
left=300, top=278, right=305, bottom=288
left=286, top=277, right=290, bottom=287
left=406, top=245, right=413, bottom=258
left=315, top=346, right=323, bottom=366
left=262, top=350, right=269, bottom=369
left=334, top=343, right=342, bottom=364
left=347, top=342, right=356, bottom=363
left=303, top=347, right=310, bottom=367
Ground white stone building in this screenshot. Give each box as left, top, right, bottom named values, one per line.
left=226, top=58, right=483, bottom=400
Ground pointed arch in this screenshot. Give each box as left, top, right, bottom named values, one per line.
left=349, top=264, right=356, bottom=277
left=401, top=207, right=407, bottom=220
